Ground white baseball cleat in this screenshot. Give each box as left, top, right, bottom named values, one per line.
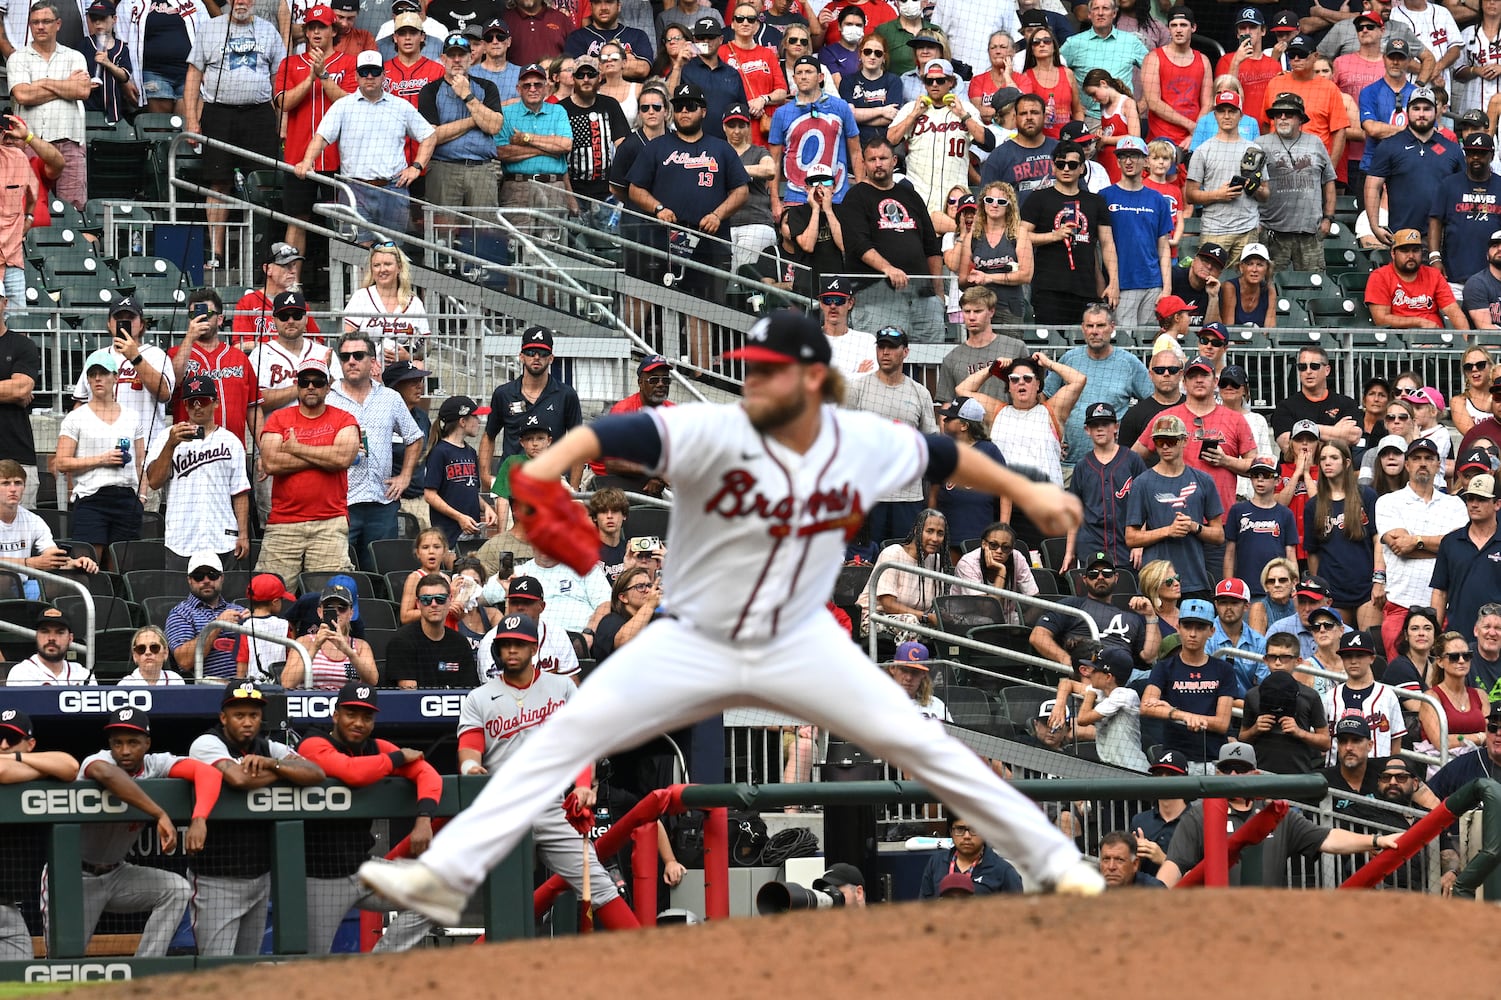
left=359, top=859, right=468, bottom=926
left=1047, top=860, right=1107, bottom=897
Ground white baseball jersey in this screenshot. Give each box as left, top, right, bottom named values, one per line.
left=248, top=339, right=333, bottom=413
left=145, top=426, right=251, bottom=557
left=77, top=749, right=180, bottom=865
left=896, top=95, right=982, bottom=213
left=476, top=621, right=579, bottom=679
left=1323, top=682, right=1407, bottom=764
left=72, top=345, right=175, bottom=457
left=459, top=670, right=576, bottom=773
left=646, top=403, right=926, bottom=643
left=6, top=654, right=92, bottom=685
left=1459, top=23, right=1501, bottom=119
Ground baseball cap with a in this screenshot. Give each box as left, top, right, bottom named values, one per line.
left=320, top=584, right=355, bottom=608
left=335, top=682, right=380, bottom=712
left=381, top=360, right=429, bottom=388
left=1285, top=33, right=1314, bottom=54
left=1084, top=551, right=1115, bottom=570
left=1196, top=242, right=1229, bottom=269
left=894, top=640, right=930, bottom=666
left=1353, top=9, right=1382, bottom=25
left=1271, top=9, right=1299, bottom=30
left=296, top=355, right=330, bottom=378
left=938, top=397, right=987, bottom=423
left=691, top=14, right=721, bottom=36
left=1466, top=131, right=1497, bottom=153
left=1199, top=321, right=1230, bottom=343
left=818, top=272, right=849, bottom=297
left=722, top=102, right=750, bottom=124
left=874, top=326, right=909, bottom=346
left=1339, top=630, right=1376, bottom=656
left=1217, top=743, right=1257, bottom=769
left=111, top=294, right=143, bottom=317
left=267, top=242, right=304, bottom=267
left=246, top=573, right=296, bottom=602
left=1390, top=228, right=1424, bottom=249
left=638, top=354, right=670, bottom=374
left=990, top=86, right=1022, bottom=112
left=0, top=708, right=33, bottom=742
left=272, top=289, right=307, bottom=315
left=1407, top=436, right=1441, bottom=457
left=518, top=62, right=547, bottom=80
left=1150, top=747, right=1188, bottom=774
left=1165, top=4, right=1194, bottom=22
left=437, top=395, right=491, bottom=421
left=1213, top=89, right=1242, bottom=110
left=1463, top=473, right=1498, bottom=500
left=1115, top=134, right=1148, bottom=156
left=443, top=32, right=471, bottom=52
left=1248, top=455, right=1278, bottom=474
left=1219, top=363, right=1249, bottom=388
left=1376, top=434, right=1408, bottom=455
left=483, top=18, right=509, bottom=37
left=1236, top=6, right=1265, bottom=25
left=1458, top=447, right=1497, bottom=474
left=814, top=862, right=863, bottom=889
left=922, top=58, right=955, bottom=79
left=221, top=682, right=266, bottom=707
left=187, top=550, right=223, bottom=574
left=1019, top=8, right=1049, bottom=27
left=1154, top=293, right=1192, bottom=320
left=1407, top=86, right=1437, bottom=107
left=392, top=11, right=424, bottom=30
left=507, top=575, right=544, bottom=601
left=304, top=5, right=335, bottom=25
left=492, top=613, right=540, bottom=643
left=1151, top=414, right=1188, bottom=439
left=724, top=310, right=832, bottom=366
left=83, top=348, right=118, bottom=374
left=520, top=325, right=555, bottom=353
left=1214, top=578, right=1251, bottom=603
left=1290, top=419, right=1321, bottom=439
left=1296, top=575, right=1330, bottom=600
left=1185, top=355, right=1216, bottom=376
left=1384, top=36, right=1410, bottom=57
left=1084, top=401, right=1118, bottom=425
left=181, top=374, right=218, bottom=400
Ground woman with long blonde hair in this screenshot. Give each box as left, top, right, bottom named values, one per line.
left=343, top=241, right=430, bottom=366
left=955, top=181, right=1032, bottom=326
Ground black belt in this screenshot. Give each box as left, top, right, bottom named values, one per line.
left=82, top=860, right=122, bottom=876
left=436, top=158, right=493, bottom=166
left=507, top=172, right=563, bottom=182
left=353, top=176, right=397, bottom=186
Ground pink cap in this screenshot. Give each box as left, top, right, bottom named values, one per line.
left=1214, top=577, right=1250, bottom=602
left=1404, top=386, right=1445, bottom=410
left=1214, top=90, right=1242, bottom=110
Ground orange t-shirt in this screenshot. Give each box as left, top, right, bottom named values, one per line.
left=1261, top=73, right=1350, bottom=158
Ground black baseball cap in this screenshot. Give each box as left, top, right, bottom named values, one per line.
left=0, top=708, right=33, bottom=742
left=874, top=326, right=909, bottom=346
left=182, top=374, right=218, bottom=400
left=1218, top=363, right=1248, bottom=388
left=1334, top=715, right=1371, bottom=739
left=520, top=326, right=554, bottom=353
left=335, top=682, right=380, bottom=712
left=272, top=290, right=307, bottom=315
left=382, top=359, right=429, bottom=388
left=222, top=682, right=267, bottom=707
left=104, top=707, right=150, bottom=734
left=493, top=613, right=540, bottom=643
left=507, top=575, right=544, bottom=601
left=111, top=294, right=143, bottom=318
left=672, top=82, right=706, bottom=106
left=1150, top=747, right=1188, bottom=774
left=813, top=862, right=863, bottom=888
left=1083, top=402, right=1118, bottom=425
left=724, top=310, right=832, bottom=366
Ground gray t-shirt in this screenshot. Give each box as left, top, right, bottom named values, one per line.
left=1166, top=799, right=1329, bottom=886
left=844, top=374, right=938, bottom=502
left=1259, top=131, right=1335, bottom=235
left=935, top=335, right=1024, bottom=402
left=1187, top=135, right=1260, bottom=235
left=1463, top=267, right=1501, bottom=325
left=189, top=15, right=286, bottom=106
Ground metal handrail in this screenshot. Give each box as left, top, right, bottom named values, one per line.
left=865, top=561, right=1098, bottom=677
left=1217, top=647, right=1448, bottom=768
left=192, top=620, right=314, bottom=688
left=0, top=565, right=98, bottom=673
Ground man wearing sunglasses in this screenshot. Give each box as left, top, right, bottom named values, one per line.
left=1119, top=348, right=1185, bottom=459
left=1270, top=345, right=1362, bottom=453
left=1031, top=550, right=1160, bottom=670
left=1020, top=138, right=1118, bottom=326
left=1259, top=91, right=1336, bottom=274
left=167, top=288, right=262, bottom=444
left=1155, top=741, right=1401, bottom=887
left=256, top=356, right=363, bottom=581
left=387, top=573, right=479, bottom=687
left=416, top=33, right=505, bottom=210
left=146, top=376, right=253, bottom=572
left=816, top=274, right=877, bottom=379
left=557, top=53, right=629, bottom=228
left=888, top=57, right=984, bottom=215
left=164, top=551, right=248, bottom=679
left=590, top=353, right=676, bottom=494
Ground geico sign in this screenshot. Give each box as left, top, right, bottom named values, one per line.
left=420, top=694, right=464, bottom=717
left=21, top=788, right=129, bottom=815
left=287, top=695, right=336, bottom=718
left=246, top=786, right=352, bottom=812
left=57, top=689, right=152, bottom=713
left=25, top=963, right=132, bottom=982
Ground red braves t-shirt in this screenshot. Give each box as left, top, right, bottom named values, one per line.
left=166, top=340, right=262, bottom=440
left=262, top=405, right=359, bottom=523
left=1364, top=263, right=1456, bottom=324
left=720, top=41, right=786, bottom=145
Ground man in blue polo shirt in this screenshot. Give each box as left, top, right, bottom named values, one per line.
left=418, top=34, right=505, bottom=209
left=1430, top=132, right=1501, bottom=295
left=1357, top=37, right=1415, bottom=174
left=1364, top=85, right=1461, bottom=246
left=1100, top=135, right=1173, bottom=332
left=1430, top=473, right=1501, bottom=642
left=673, top=15, right=747, bottom=138
left=496, top=62, right=574, bottom=240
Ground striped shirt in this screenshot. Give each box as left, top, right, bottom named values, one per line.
left=146, top=425, right=251, bottom=558
left=316, top=88, right=436, bottom=178
left=165, top=594, right=247, bottom=679
left=326, top=380, right=424, bottom=505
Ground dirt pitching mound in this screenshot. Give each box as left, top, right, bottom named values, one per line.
left=57, top=889, right=1501, bottom=1000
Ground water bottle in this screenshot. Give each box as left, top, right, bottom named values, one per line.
left=129, top=229, right=143, bottom=257
left=605, top=196, right=621, bottom=231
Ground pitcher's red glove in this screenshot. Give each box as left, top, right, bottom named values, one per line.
left=508, top=466, right=599, bottom=576
left=564, top=795, right=594, bottom=836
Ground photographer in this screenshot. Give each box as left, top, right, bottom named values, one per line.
left=146, top=375, right=252, bottom=572
left=1239, top=631, right=1330, bottom=774
left=167, top=288, right=262, bottom=444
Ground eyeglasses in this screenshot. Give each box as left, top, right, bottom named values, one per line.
left=1266, top=575, right=1292, bottom=584
left=786, top=36, right=809, bottom=44
left=642, top=374, right=671, bottom=385
left=1296, top=362, right=1325, bottom=371
left=519, top=80, right=547, bottom=88
left=573, top=67, right=600, bottom=78
left=1084, top=568, right=1116, bottom=579
left=639, top=103, right=664, bottom=111
left=1488, top=722, right=1501, bottom=734
left=1151, top=365, right=1182, bottom=375
left=416, top=593, right=448, bottom=606
left=275, top=310, right=306, bottom=321
left=1464, top=360, right=1491, bottom=372
left=981, top=540, right=1012, bottom=551
left=1008, top=373, right=1035, bottom=383
left=982, top=195, right=1009, bottom=206
left=1264, top=653, right=1298, bottom=664
left=628, top=582, right=653, bottom=592
left=356, top=65, right=384, bottom=77
left=1378, top=773, right=1412, bottom=783
left=861, top=47, right=883, bottom=55
left=1311, top=621, right=1341, bottom=631
left=1053, top=159, right=1082, bottom=169
left=133, top=643, right=163, bottom=654
left=1385, top=413, right=1410, bottom=422
left=297, top=375, right=329, bottom=388
left=190, top=568, right=223, bottom=581
left=1445, top=651, right=1473, bottom=662
left=951, top=824, right=976, bottom=836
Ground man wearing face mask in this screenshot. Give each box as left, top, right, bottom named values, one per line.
left=666, top=15, right=747, bottom=138
left=822, top=5, right=866, bottom=84
left=878, top=1, right=940, bottom=76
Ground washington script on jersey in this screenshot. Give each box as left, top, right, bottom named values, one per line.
left=704, top=469, right=864, bottom=538
left=485, top=695, right=570, bottom=740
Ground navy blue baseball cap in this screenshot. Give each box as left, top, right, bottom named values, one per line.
left=104, top=707, right=150, bottom=734
left=638, top=354, right=670, bottom=374
left=335, top=683, right=380, bottom=712
left=724, top=310, right=831, bottom=366
left=493, top=614, right=540, bottom=643
left=1236, top=6, right=1265, bottom=25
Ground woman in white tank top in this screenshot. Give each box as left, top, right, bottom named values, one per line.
left=954, top=353, right=1087, bottom=486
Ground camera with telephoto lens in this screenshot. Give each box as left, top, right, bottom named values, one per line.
left=1232, top=146, right=1266, bottom=195
left=755, top=881, right=845, bottom=914
left=1258, top=670, right=1300, bottom=723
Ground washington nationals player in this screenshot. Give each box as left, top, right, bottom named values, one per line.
left=360, top=311, right=1104, bottom=921
left=51, top=709, right=222, bottom=957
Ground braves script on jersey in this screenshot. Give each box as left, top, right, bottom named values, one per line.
left=459, top=670, right=575, bottom=772
left=647, top=403, right=924, bottom=642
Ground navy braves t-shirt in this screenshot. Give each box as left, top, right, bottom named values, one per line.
left=840, top=70, right=904, bottom=143
left=1147, top=652, right=1238, bottom=761
left=1224, top=499, right=1299, bottom=597
left=1430, top=172, right=1501, bottom=284
left=627, top=131, right=751, bottom=227
left=424, top=438, right=484, bottom=545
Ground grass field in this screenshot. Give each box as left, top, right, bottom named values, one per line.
left=0, top=983, right=82, bottom=998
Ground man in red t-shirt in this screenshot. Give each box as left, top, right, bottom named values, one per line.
left=587, top=353, right=676, bottom=490
left=1133, top=354, right=1255, bottom=524
left=276, top=5, right=354, bottom=257
left=1217, top=9, right=1283, bottom=130
left=232, top=243, right=323, bottom=349
left=1365, top=228, right=1467, bottom=331
left=167, top=289, right=262, bottom=442
left=256, top=355, right=361, bottom=581
left=386, top=15, right=445, bottom=106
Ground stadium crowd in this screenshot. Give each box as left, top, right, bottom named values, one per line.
left=3, top=0, right=1501, bottom=953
